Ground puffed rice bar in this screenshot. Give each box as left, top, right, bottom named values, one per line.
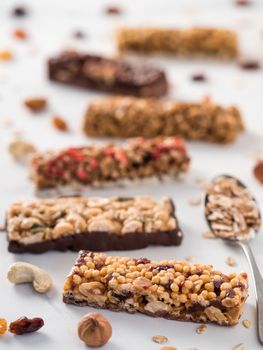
left=63, top=251, right=248, bottom=326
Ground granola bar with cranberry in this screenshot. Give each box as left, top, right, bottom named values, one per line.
left=30, top=137, right=190, bottom=194
left=63, top=251, right=248, bottom=326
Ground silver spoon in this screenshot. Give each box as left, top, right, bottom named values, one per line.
left=204, top=175, right=263, bottom=344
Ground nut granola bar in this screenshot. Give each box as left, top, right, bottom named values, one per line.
left=48, top=51, right=168, bottom=98
left=83, top=96, right=244, bottom=143
left=6, top=196, right=182, bottom=253
left=63, top=251, right=248, bottom=326
left=117, top=27, right=238, bottom=59
left=30, top=137, right=190, bottom=194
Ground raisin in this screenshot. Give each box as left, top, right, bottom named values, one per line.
left=191, top=73, right=207, bottom=82
left=225, top=289, right=236, bottom=298
left=239, top=60, right=260, bottom=70
left=9, top=317, right=44, bottom=335
left=104, top=6, right=122, bottom=15
left=134, top=258, right=151, bottom=265
left=150, top=265, right=174, bottom=271
left=0, top=318, right=7, bottom=335
left=12, top=6, right=27, bottom=17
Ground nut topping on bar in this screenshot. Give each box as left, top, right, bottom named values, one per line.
left=6, top=196, right=183, bottom=252
left=83, top=97, right=244, bottom=144
left=30, top=137, right=190, bottom=192
left=63, top=251, right=248, bottom=326
left=117, top=27, right=238, bottom=59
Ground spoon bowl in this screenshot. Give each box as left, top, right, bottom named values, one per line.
left=204, top=174, right=263, bottom=345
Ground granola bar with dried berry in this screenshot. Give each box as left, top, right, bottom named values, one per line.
left=48, top=51, right=168, bottom=98
left=30, top=137, right=190, bottom=194
left=6, top=196, right=183, bottom=253
left=63, top=251, right=248, bottom=326
left=83, top=96, right=244, bottom=143
left=117, top=27, right=238, bottom=59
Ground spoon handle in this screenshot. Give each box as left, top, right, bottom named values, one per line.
left=238, top=240, right=263, bottom=344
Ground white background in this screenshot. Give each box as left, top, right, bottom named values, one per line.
left=0, top=0, right=263, bottom=349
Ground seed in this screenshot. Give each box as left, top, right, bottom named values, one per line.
left=242, top=319, right=251, bottom=328
left=196, top=324, right=207, bottom=334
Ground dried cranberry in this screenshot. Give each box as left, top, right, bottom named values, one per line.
left=9, top=317, right=44, bottom=335
left=76, top=166, right=89, bottom=180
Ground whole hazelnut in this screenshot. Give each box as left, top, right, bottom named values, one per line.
left=77, top=312, right=112, bottom=347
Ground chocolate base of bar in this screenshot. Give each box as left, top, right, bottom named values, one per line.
left=62, top=293, right=236, bottom=326
left=8, top=229, right=182, bottom=254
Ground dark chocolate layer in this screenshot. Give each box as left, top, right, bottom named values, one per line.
left=48, top=52, right=168, bottom=97
left=8, top=229, right=182, bottom=254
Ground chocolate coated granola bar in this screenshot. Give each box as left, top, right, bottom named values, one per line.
left=83, top=96, right=244, bottom=143
left=30, top=137, right=190, bottom=193
left=48, top=51, right=168, bottom=97
left=117, top=27, right=238, bottom=59
left=63, top=251, right=248, bottom=326
left=6, top=196, right=182, bottom=253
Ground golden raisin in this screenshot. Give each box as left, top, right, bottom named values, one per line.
left=0, top=50, right=13, bottom=61
left=52, top=115, right=68, bottom=132
left=0, top=318, right=7, bottom=335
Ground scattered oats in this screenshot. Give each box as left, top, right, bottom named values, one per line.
left=202, top=231, right=216, bottom=239
left=8, top=138, right=36, bottom=162
left=232, top=343, right=245, bottom=350
left=226, top=256, right=237, bottom=267
left=242, top=319, right=251, bottom=328
left=196, top=324, right=207, bottom=334
left=152, top=335, right=168, bottom=344
left=188, top=197, right=201, bottom=206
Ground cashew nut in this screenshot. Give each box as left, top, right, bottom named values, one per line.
left=7, top=262, right=52, bottom=293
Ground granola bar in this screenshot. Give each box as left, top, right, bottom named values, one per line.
left=63, top=251, right=248, bottom=326
left=83, top=96, right=244, bottom=143
left=6, top=196, right=182, bottom=253
left=30, top=137, right=190, bottom=193
left=48, top=51, right=168, bottom=97
left=117, top=27, right=238, bottom=59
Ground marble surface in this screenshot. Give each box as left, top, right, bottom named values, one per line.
left=0, top=0, right=263, bottom=349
